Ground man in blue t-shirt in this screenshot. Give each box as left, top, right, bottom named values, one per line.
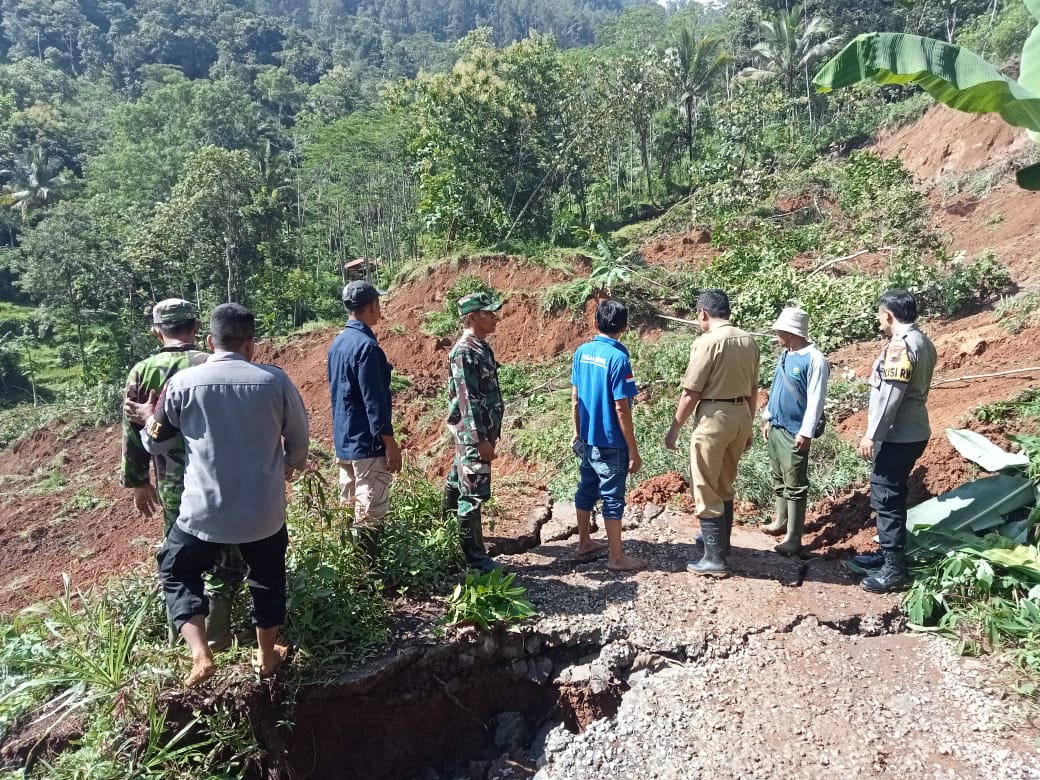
left=570, top=300, right=645, bottom=572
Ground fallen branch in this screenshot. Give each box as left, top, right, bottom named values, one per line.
left=808, top=246, right=898, bottom=276
left=932, top=366, right=1040, bottom=386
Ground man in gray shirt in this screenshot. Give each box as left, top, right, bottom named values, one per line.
left=142, top=303, right=309, bottom=687
left=853, top=289, right=936, bottom=594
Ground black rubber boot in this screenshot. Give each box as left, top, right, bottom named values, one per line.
left=687, top=517, right=730, bottom=577
left=861, top=549, right=909, bottom=593
left=695, top=502, right=734, bottom=556
left=774, top=499, right=805, bottom=556
left=355, top=524, right=382, bottom=564
left=205, top=595, right=234, bottom=653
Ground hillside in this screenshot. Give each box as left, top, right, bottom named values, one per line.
left=0, top=105, right=1038, bottom=612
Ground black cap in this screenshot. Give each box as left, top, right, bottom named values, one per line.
left=342, top=281, right=385, bottom=309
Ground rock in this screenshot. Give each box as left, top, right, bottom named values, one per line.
left=491, top=712, right=529, bottom=750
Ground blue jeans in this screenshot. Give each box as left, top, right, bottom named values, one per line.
left=574, top=444, right=629, bottom=520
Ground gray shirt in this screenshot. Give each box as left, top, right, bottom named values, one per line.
left=866, top=323, right=936, bottom=443
left=142, top=351, right=309, bottom=544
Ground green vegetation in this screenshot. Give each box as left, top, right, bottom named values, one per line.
left=1, top=0, right=1037, bottom=769
left=421, top=275, right=495, bottom=338
left=814, top=6, right=1040, bottom=190
left=996, top=287, right=1040, bottom=333
left=442, top=569, right=536, bottom=632
left=0, top=466, right=471, bottom=775
left=903, top=423, right=1040, bottom=679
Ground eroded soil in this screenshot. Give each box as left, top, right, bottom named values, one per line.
left=1, top=100, right=1040, bottom=776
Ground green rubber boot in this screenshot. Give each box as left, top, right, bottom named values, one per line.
left=774, top=499, right=806, bottom=556
left=761, top=497, right=788, bottom=536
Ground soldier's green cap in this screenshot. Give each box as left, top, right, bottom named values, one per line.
left=458, top=291, right=502, bottom=316
left=152, top=298, right=198, bottom=325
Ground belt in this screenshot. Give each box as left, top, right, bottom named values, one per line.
left=702, top=397, right=746, bottom=404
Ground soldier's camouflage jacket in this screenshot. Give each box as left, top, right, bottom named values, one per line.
left=446, top=331, right=503, bottom=450
left=120, top=345, right=208, bottom=531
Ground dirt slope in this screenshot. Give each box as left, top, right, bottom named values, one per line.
left=0, top=257, right=595, bottom=611
left=2, top=108, right=1039, bottom=612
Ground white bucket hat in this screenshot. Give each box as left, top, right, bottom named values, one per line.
left=771, top=307, right=811, bottom=340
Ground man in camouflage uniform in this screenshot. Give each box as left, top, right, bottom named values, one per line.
left=121, top=298, right=246, bottom=649
left=443, top=291, right=505, bottom=572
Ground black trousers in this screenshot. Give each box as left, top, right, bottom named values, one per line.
left=158, top=523, right=289, bottom=631
left=870, top=440, right=927, bottom=550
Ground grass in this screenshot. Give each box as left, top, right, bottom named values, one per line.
left=976, top=389, right=1040, bottom=425
left=0, top=465, right=475, bottom=776
left=996, top=287, right=1040, bottom=334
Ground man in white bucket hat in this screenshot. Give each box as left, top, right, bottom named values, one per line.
left=760, top=306, right=829, bottom=555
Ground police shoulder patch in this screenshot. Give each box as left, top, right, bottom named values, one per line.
left=880, top=340, right=913, bottom=383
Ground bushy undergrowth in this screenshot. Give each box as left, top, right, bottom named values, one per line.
left=0, top=466, right=467, bottom=776
left=996, top=287, right=1040, bottom=334
left=421, top=275, right=495, bottom=338
left=0, top=381, right=122, bottom=449
left=906, top=551, right=1040, bottom=677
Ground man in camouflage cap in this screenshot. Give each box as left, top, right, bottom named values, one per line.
left=121, top=298, right=246, bottom=649
left=443, top=291, right=505, bottom=571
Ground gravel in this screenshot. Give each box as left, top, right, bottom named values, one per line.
left=505, top=502, right=1040, bottom=780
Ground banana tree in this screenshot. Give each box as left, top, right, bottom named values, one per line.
left=812, top=0, right=1040, bottom=189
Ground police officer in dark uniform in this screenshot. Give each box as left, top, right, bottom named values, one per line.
left=853, top=289, right=936, bottom=593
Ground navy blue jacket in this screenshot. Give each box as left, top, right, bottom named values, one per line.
left=328, top=320, right=394, bottom=460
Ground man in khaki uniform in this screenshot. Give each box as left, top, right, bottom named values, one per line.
left=665, top=289, right=759, bottom=577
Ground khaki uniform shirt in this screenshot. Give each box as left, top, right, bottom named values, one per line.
left=866, top=323, right=936, bottom=443
left=681, top=322, right=760, bottom=401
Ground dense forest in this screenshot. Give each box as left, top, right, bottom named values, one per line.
left=0, top=0, right=1026, bottom=405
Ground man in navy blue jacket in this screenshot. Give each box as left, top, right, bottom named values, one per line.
left=328, top=281, right=402, bottom=528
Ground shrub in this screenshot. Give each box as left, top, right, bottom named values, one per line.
left=421, top=275, right=494, bottom=337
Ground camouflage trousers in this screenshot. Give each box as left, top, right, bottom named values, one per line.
left=446, top=447, right=492, bottom=526
left=162, top=508, right=247, bottom=601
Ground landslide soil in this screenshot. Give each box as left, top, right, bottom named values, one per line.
left=1, top=105, right=1039, bottom=617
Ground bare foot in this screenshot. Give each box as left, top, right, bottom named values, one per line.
left=607, top=555, right=646, bottom=572
left=575, top=540, right=608, bottom=557
left=184, top=655, right=216, bottom=688
left=255, top=644, right=288, bottom=678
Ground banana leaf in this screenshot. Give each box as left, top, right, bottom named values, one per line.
left=814, top=33, right=1040, bottom=132
left=997, top=515, right=1036, bottom=545
left=945, top=428, right=1030, bottom=473
left=906, top=475, right=1035, bottom=533
left=978, top=544, right=1040, bottom=581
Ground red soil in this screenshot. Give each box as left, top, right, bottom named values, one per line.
left=3, top=109, right=1040, bottom=610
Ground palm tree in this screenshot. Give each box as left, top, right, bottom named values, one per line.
left=0, top=147, right=67, bottom=220
left=744, top=3, right=843, bottom=106
left=670, top=28, right=731, bottom=163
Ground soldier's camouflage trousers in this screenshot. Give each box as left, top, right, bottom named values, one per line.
left=446, top=447, right=492, bottom=527
left=162, top=501, right=247, bottom=601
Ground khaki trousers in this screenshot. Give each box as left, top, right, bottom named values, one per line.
left=338, top=456, right=393, bottom=523
left=690, top=400, right=753, bottom=518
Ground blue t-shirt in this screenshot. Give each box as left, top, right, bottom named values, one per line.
left=571, top=335, right=638, bottom=448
